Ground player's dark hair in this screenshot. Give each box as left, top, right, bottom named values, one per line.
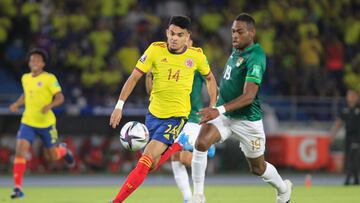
left=235, top=13, right=255, bottom=28
left=168, top=16, right=191, bottom=31
left=27, top=48, right=48, bottom=64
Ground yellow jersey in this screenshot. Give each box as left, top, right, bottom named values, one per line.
left=135, top=42, right=210, bottom=118
left=21, top=72, right=62, bottom=128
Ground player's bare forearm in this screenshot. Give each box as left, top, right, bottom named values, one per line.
left=198, top=82, right=258, bottom=124
left=118, top=69, right=143, bottom=101
left=205, top=72, right=217, bottom=107
left=198, top=107, right=219, bottom=124
left=110, top=69, right=143, bottom=129
left=222, top=81, right=258, bottom=112
left=14, top=94, right=25, bottom=107
left=50, top=92, right=65, bottom=108
left=145, top=72, right=153, bottom=95
left=42, top=92, right=64, bottom=114
left=9, top=94, right=24, bottom=112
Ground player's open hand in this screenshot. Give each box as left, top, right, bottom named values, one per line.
left=9, top=103, right=19, bottom=113
left=198, top=107, right=219, bottom=124
left=41, top=104, right=52, bottom=114
left=110, top=108, right=122, bottom=129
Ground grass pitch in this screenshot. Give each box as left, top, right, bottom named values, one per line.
left=1, top=185, right=359, bottom=203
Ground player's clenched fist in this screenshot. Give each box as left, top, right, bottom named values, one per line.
left=9, top=103, right=19, bottom=113
left=198, top=107, right=220, bottom=124
left=110, top=108, right=122, bottom=128
left=41, top=104, right=52, bottom=114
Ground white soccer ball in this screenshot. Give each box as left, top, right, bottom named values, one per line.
left=120, top=121, right=149, bottom=151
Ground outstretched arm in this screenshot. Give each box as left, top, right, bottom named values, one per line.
left=145, top=72, right=153, bottom=95
left=198, top=81, right=258, bottom=124
left=220, top=81, right=258, bottom=112
left=109, top=69, right=144, bottom=128
left=204, top=72, right=218, bottom=107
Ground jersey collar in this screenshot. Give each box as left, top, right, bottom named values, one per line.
left=233, top=43, right=259, bottom=56
left=167, top=45, right=188, bottom=55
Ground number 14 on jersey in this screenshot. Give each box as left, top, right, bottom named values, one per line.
left=168, top=68, right=180, bottom=81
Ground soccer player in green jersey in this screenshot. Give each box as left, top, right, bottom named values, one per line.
left=190, top=13, right=293, bottom=203
left=172, top=71, right=217, bottom=203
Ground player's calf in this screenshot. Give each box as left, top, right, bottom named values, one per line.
left=58, top=143, right=75, bottom=167
left=194, top=137, right=211, bottom=152
left=249, top=163, right=266, bottom=176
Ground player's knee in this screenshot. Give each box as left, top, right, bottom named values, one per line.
left=179, top=154, right=191, bottom=167
left=194, top=138, right=210, bottom=152
left=15, top=150, right=25, bottom=158
left=171, top=152, right=180, bottom=161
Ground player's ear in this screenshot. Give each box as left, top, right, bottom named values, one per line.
left=185, top=31, right=190, bottom=42
left=166, top=29, right=170, bottom=37
left=248, top=27, right=255, bottom=38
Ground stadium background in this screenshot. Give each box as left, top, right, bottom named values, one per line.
left=0, top=0, right=359, bottom=190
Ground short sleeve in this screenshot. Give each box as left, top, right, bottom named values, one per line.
left=21, top=75, right=25, bottom=91
left=21, top=75, right=25, bottom=82
left=135, top=44, right=155, bottom=73
left=196, top=51, right=210, bottom=76
left=48, top=75, right=62, bottom=95
left=245, top=54, right=266, bottom=85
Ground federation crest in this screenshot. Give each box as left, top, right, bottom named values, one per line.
left=37, top=81, right=43, bottom=87
left=185, top=58, right=194, bottom=68
left=236, top=57, right=244, bottom=67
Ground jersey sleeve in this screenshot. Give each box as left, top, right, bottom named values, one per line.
left=21, top=75, right=26, bottom=92
left=245, top=54, right=266, bottom=85
left=135, top=43, right=155, bottom=73
left=48, top=74, right=62, bottom=95
left=196, top=50, right=211, bottom=76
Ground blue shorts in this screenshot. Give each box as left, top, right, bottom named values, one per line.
left=17, top=123, right=58, bottom=148
left=145, top=112, right=186, bottom=145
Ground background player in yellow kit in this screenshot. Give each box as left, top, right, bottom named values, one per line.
left=8, top=48, right=74, bottom=199
left=109, top=16, right=217, bottom=203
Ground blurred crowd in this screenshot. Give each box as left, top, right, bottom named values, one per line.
left=1, top=0, right=360, bottom=108
left=0, top=134, right=220, bottom=174
left=0, top=134, right=143, bottom=173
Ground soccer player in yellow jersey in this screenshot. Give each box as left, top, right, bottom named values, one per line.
left=109, top=16, right=217, bottom=203
left=146, top=38, right=217, bottom=203
left=8, top=49, right=75, bottom=199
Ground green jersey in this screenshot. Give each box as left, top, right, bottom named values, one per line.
left=188, top=71, right=205, bottom=123
left=217, top=43, right=266, bottom=121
